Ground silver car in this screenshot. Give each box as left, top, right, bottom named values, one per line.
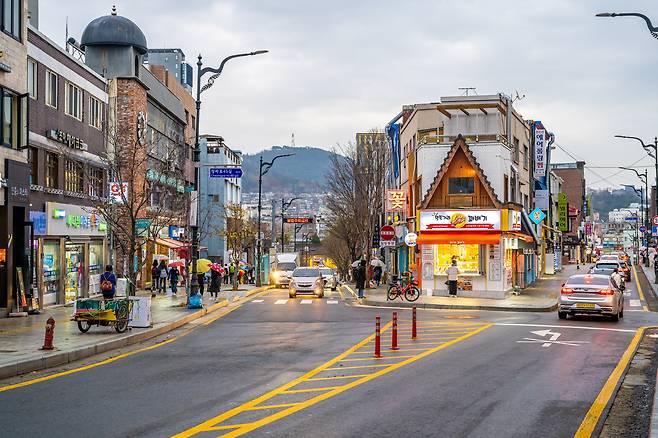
left=320, top=268, right=338, bottom=291
left=558, top=274, right=624, bottom=321
left=289, top=267, right=324, bottom=298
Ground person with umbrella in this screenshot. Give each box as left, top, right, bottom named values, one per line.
left=371, top=258, right=384, bottom=287
left=208, top=264, right=223, bottom=301
left=169, top=265, right=180, bottom=296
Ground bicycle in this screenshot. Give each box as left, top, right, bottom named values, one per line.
left=387, top=272, right=420, bottom=302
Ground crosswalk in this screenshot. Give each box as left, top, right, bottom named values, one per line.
left=251, top=297, right=343, bottom=306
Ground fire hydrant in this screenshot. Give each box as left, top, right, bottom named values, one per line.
left=41, top=316, right=55, bottom=350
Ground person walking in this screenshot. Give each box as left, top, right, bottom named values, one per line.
left=446, top=259, right=460, bottom=297
left=158, top=260, right=168, bottom=294
left=197, top=272, right=206, bottom=297
left=209, top=268, right=222, bottom=301
left=151, top=260, right=159, bottom=294
left=229, top=263, right=236, bottom=285
left=373, top=265, right=383, bottom=287
left=224, top=264, right=230, bottom=285
left=99, top=265, right=117, bottom=300
left=354, top=259, right=367, bottom=299
left=169, top=266, right=180, bottom=296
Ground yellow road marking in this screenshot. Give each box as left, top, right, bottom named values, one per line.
left=244, top=403, right=300, bottom=411
left=281, top=386, right=339, bottom=394
left=325, top=363, right=394, bottom=371
left=305, top=374, right=371, bottom=381
left=574, top=326, right=650, bottom=437
left=340, top=355, right=415, bottom=362
left=207, top=424, right=250, bottom=431
left=632, top=266, right=650, bottom=311
left=173, top=322, right=492, bottom=437
left=351, top=347, right=431, bottom=354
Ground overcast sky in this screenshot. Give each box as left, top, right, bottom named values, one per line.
left=40, top=1, right=658, bottom=189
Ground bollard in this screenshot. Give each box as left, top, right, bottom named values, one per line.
left=374, top=315, right=381, bottom=358
left=41, top=316, right=55, bottom=350
left=391, top=312, right=399, bottom=350
left=412, top=306, right=417, bottom=340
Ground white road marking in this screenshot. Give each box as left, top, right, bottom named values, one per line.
left=274, top=299, right=288, bottom=305
left=300, top=299, right=313, bottom=304
left=496, top=322, right=636, bottom=333
left=327, top=300, right=338, bottom=304
left=530, top=329, right=561, bottom=347
left=517, top=338, right=590, bottom=347
left=251, top=299, right=264, bottom=303
left=630, top=299, right=642, bottom=307
left=624, top=292, right=631, bottom=296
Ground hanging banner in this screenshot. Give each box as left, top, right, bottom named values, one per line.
left=558, top=193, right=568, bottom=232
left=534, top=127, right=546, bottom=177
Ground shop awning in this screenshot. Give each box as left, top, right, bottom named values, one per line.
left=417, top=231, right=501, bottom=245
left=156, top=238, right=186, bottom=249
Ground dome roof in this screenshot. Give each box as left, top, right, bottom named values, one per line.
left=81, top=9, right=147, bottom=54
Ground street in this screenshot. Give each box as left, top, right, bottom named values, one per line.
left=1, top=278, right=655, bottom=438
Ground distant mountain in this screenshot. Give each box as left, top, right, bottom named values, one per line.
left=241, top=146, right=337, bottom=193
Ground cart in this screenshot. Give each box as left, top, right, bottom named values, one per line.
left=72, top=298, right=133, bottom=333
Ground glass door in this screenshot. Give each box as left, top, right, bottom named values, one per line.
left=65, top=243, right=84, bottom=303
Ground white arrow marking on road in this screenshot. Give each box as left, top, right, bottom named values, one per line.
left=274, top=299, right=288, bottom=305
left=327, top=300, right=338, bottom=304
left=530, top=329, right=561, bottom=347
left=300, top=299, right=313, bottom=304
left=251, top=299, right=264, bottom=303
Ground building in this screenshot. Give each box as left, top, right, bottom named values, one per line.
left=198, top=134, right=242, bottom=263
left=0, top=0, right=31, bottom=316
left=27, top=25, right=110, bottom=306
left=608, top=208, right=639, bottom=223
left=145, top=48, right=193, bottom=93
left=552, top=161, right=586, bottom=263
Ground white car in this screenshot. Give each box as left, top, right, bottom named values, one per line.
left=289, top=267, right=324, bottom=298
left=271, top=262, right=297, bottom=288
left=558, top=274, right=624, bottom=321
left=320, top=268, right=338, bottom=291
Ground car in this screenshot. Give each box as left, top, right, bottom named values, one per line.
left=289, top=267, right=325, bottom=298
left=270, top=262, right=297, bottom=288
left=320, top=267, right=338, bottom=291
left=618, top=261, right=631, bottom=281
left=589, top=267, right=615, bottom=276
left=558, top=274, right=624, bottom=321
left=599, top=254, right=620, bottom=262
left=592, top=261, right=625, bottom=287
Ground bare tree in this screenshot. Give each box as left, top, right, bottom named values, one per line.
left=325, top=129, right=389, bottom=282
left=220, top=203, right=258, bottom=291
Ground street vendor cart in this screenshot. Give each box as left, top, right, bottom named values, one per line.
left=72, top=298, right=133, bottom=333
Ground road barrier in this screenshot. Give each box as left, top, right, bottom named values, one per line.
left=391, top=311, right=399, bottom=350
left=41, top=316, right=55, bottom=351
left=374, top=315, right=381, bottom=358
left=412, top=306, right=417, bottom=340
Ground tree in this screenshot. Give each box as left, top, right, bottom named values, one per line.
left=325, top=129, right=389, bottom=281
left=220, top=203, right=258, bottom=290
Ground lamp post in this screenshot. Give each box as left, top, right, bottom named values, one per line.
left=614, top=136, right=658, bottom=225
left=256, top=154, right=294, bottom=286
left=596, top=12, right=658, bottom=39
left=619, top=166, right=648, bottom=231
left=293, top=223, right=303, bottom=252
left=621, top=208, right=640, bottom=265
left=280, top=197, right=299, bottom=252
left=190, top=50, right=268, bottom=299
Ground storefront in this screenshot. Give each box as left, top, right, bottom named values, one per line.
left=417, top=208, right=536, bottom=298
left=34, top=202, right=107, bottom=306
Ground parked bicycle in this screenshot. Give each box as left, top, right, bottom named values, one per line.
left=387, top=272, right=420, bottom=302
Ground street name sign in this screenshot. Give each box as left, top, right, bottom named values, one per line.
left=209, top=167, right=243, bottom=178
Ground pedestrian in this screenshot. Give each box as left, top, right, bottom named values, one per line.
left=224, top=264, right=230, bottom=285
left=151, top=260, right=159, bottom=293
left=446, top=259, right=460, bottom=297
left=209, top=268, right=221, bottom=301
left=99, top=265, right=117, bottom=300
left=158, top=260, right=168, bottom=294
left=354, top=259, right=366, bottom=299
left=197, top=272, right=205, bottom=296
left=169, top=266, right=180, bottom=296
left=373, top=265, right=383, bottom=287
left=229, top=263, right=236, bottom=284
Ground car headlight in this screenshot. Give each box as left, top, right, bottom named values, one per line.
left=272, top=271, right=280, bottom=280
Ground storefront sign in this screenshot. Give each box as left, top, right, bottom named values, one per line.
left=29, top=211, right=47, bottom=235
left=135, top=219, right=151, bottom=237
left=404, top=232, right=417, bottom=247
left=585, top=222, right=593, bottom=235
left=284, top=217, right=313, bottom=224
left=488, top=244, right=501, bottom=281
left=529, top=208, right=546, bottom=225
left=46, top=202, right=107, bottom=236
left=6, top=160, right=30, bottom=205
left=557, top=193, right=568, bottom=232
left=534, top=127, right=546, bottom=177
left=534, top=189, right=549, bottom=211
left=509, top=210, right=521, bottom=231
left=109, top=182, right=128, bottom=203
left=169, top=225, right=185, bottom=239
left=386, top=190, right=406, bottom=212
left=420, top=210, right=501, bottom=231
left=47, top=129, right=88, bottom=151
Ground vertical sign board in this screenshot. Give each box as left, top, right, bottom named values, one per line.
left=557, top=193, right=568, bottom=232
left=534, top=126, right=547, bottom=178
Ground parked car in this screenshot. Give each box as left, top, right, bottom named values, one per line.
left=289, top=267, right=324, bottom=298
left=558, top=274, right=624, bottom=321
left=591, top=261, right=625, bottom=289
left=320, top=267, right=338, bottom=291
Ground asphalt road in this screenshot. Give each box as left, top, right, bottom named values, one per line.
left=1, top=279, right=657, bottom=438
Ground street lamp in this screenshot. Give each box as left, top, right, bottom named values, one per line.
left=189, top=50, right=268, bottom=299
left=614, top=135, right=658, bottom=221
left=596, top=12, right=658, bottom=39
left=256, top=154, right=294, bottom=286
left=621, top=208, right=640, bottom=265
left=280, top=197, right=299, bottom=252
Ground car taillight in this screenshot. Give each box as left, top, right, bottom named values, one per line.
left=561, top=287, right=573, bottom=295
left=599, top=288, right=615, bottom=295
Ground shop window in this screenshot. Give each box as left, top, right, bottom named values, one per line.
left=448, top=177, right=474, bottom=195
left=88, top=166, right=103, bottom=197
left=65, top=160, right=84, bottom=193
left=434, top=244, right=481, bottom=275
left=65, top=81, right=83, bottom=121
left=45, top=70, right=57, bottom=108
left=89, top=242, right=104, bottom=276
left=45, top=152, right=59, bottom=188
left=27, top=58, right=37, bottom=99
left=1, top=0, right=21, bottom=40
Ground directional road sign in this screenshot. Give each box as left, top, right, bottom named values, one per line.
left=209, top=167, right=243, bottom=178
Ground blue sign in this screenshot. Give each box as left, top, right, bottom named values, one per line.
left=625, top=216, right=639, bottom=221
left=169, top=225, right=185, bottom=240
left=653, top=225, right=658, bottom=237
left=529, top=208, right=546, bottom=225
left=209, top=167, right=243, bottom=178
left=29, top=211, right=47, bottom=235
left=640, top=225, right=647, bottom=233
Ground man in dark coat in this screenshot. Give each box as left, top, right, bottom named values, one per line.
left=354, top=259, right=367, bottom=299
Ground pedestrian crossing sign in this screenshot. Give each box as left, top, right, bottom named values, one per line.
left=530, top=208, right=546, bottom=225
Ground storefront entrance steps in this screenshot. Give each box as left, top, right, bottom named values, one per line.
left=0, top=284, right=272, bottom=380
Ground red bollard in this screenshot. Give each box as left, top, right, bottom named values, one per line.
left=412, top=306, right=417, bottom=340
left=41, top=316, right=55, bottom=350
left=374, top=315, right=381, bottom=358
left=391, top=312, right=399, bottom=350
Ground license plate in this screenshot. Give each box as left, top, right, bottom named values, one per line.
left=575, top=303, right=596, bottom=309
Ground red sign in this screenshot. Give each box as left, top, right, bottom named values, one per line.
left=380, top=225, right=395, bottom=241
left=284, top=217, right=313, bottom=224
left=652, top=216, right=658, bottom=226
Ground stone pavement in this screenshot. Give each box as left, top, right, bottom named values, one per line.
left=349, top=264, right=581, bottom=312
left=0, top=284, right=269, bottom=379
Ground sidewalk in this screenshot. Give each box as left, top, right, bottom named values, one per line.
left=0, top=284, right=269, bottom=379
left=641, top=265, right=658, bottom=295
left=353, top=265, right=581, bottom=312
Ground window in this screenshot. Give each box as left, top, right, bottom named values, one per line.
left=523, top=144, right=529, bottom=169
left=2, top=0, right=21, bottom=40
left=513, top=137, right=520, bottom=163
left=65, top=82, right=82, bottom=120
left=0, top=88, right=27, bottom=150
left=64, top=160, right=84, bottom=193
left=29, top=147, right=37, bottom=184
left=45, top=152, right=58, bottom=188
left=434, top=244, right=480, bottom=275
left=448, top=177, right=475, bottom=195
left=45, top=70, right=57, bottom=108
left=89, top=96, right=102, bottom=129
left=27, top=59, right=37, bottom=99
left=88, top=166, right=103, bottom=197
left=503, top=174, right=509, bottom=202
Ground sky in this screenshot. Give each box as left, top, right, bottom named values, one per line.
left=40, top=0, right=658, bottom=189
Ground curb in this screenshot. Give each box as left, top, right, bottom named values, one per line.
left=359, top=299, right=557, bottom=313
left=0, top=285, right=273, bottom=380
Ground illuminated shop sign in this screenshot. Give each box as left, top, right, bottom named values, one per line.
left=420, top=210, right=501, bottom=231
left=46, top=202, right=107, bottom=236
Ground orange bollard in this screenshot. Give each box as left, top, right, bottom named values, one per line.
left=391, top=312, right=399, bottom=350
left=374, top=315, right=381, bottom=358
left=412, top=306, right=417, bottom=340
left=41, top=316, right=55, bottom=350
